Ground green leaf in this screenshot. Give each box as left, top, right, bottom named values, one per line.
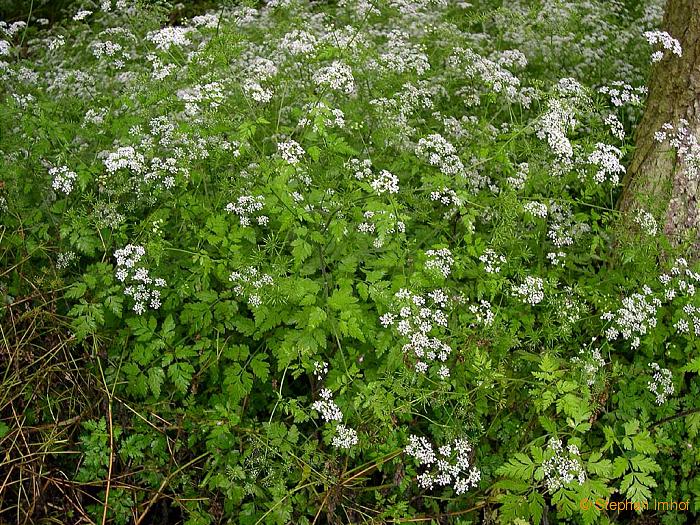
left=168, top=362, right=194, bottom=394
left=224, top=363, right=253, bottom=404
left=624, top=419, right=640, bottom=436
left=65, top=281, right=87, bottom=299
left=148, top=367, right=165, bottom=398
left=161, top=314, right=176, bottom=340
left=629, top=454, right=660, bottom=474
left=496, top=453, right=534, bottom=481
left=683, top=356, right=700, bottom=373
left=307, top=145, right=321, bottom=162
left=291, top=239, right=313, bottom=266
left=250, top=354, right=270, bottom=381
left=631, top=431, right=657, bottom=454
left=528, top=491, right=545, bottom=525
left=687, top=412, right=700, bottom=438
left=308, top=307, right=327, bottom=329
left=611, top=456, right=629, bottom=478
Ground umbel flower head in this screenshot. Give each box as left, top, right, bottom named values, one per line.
left=114, top=245, right=167, bottom=314
left=405, top=435, right=481, bottom=495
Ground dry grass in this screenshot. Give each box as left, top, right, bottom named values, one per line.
left=0, top=273, right=100, bottom=524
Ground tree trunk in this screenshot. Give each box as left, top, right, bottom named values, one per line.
left=619, top=0, right=700, bottom=251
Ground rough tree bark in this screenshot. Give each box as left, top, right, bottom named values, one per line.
left=618, top=0, right=700, bottom=251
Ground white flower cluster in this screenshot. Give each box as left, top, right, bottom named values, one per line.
left=547, top=202, right=590, bottom=248
left=512, top=276, right=544, bottom=305
left=602, top=285, right=660, bottom=349
left=339, top=0, right=380, bottom=17
left=242, top=79, right=273, bottom=103
left=229, top=267, right=273, bottom=308
left=176, top=81, right=226, bottom=115
left=405, top=435, right=480, bottom=495
left=648, top=362, right=674, bottom=405
left=469, top=300, right=495, bottom=327
left=644, top=30, right=682, bottom=63
left=147, top=27, right=193, bottom=51
left=46, top=36, right=66, bottom=51
left=571, top=345, right=606, bottom=386
left=634, top=209, right=658, bottom=236
left=506, top=162, right=529, bottom=190
left=598, top=82, right=647, bottom=107
left=313, top=361, right=328, bottom=380
left=90, top=40, right=128, bottom=65
left=380, top=288, right=452, bottom=378
left=114, top=245, right=167, bottom=315
left=277, top=140, right=305, bottom=165
left=430, top=187, right=462, bottom=209
left=247, top=57, right=278, bottom=80
left=537, top=98, right=576, bottom=163
left=311, top=388, right=343, bottom=422
left=523, top=201, right=548, bottom=218
left=146, top=53, right=176, bottom=80
left=332, top=424, right=359, bottom=449
left=100, top=0, right=127, bottom=11
left=660, top=257, right=700, bottom=334
left=298, top=102, right=346, bottom=131
left=674, top=302, right=700, bottom=336
left=346, top=158, right=373, bottom=180
left=546, top=251, right=566, bottom=266
left=415, top=134, right=464, bottom=177
left=280, top=29, right=317, bottom=56
left=313, top=61, right=355, bottom=94
left=654, top=120, right=700, bottom=179
left=83, top=108, right=108, bottom=127
left=103, top=146, right=146, bottom=174
left=542, top=438, right=586, bottom=492
left=0, top=40, right=10, bottom=56
left=311, top=384, right=359, bottom=451
left=189, top=13, right=221, bottom=28
left=425, top=248, right=454, bottom=278
left=0, top=20, right=25, bottom=37
left=479, top=249, right=506, bottom=274
left=56, top=251, right=78, bottom=270
left=144, top=156, right=187, bottom=189
left=373, top=30, right=430, bottom=76
left=604, top=114, right=625, bottom=141
left=552, top=288, right=586, bottom=330
left=449, top=48, right=524, bottom=101
left=356, top=210, right=406, bottom=248
left=73, top=9, right=92, bottom=21
left=50, top=166, right=78, bottom=195
left=225, top=195, right=268, bottom=227
left=370, top=169, right=400, bottom=195
left=587, top=143, right=625, bottom=185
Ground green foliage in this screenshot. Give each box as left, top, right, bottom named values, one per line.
left=2, top=0, right=700, bottom=524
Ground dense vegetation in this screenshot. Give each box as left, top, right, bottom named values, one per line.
left=2, top=0, right=700, bottom=523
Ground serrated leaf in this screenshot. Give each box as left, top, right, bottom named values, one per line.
left=631, top=431, right=657, bottom=454
left=168, top=362, right=194, bottom=394
left=528, top=491, right=545, bottom=525
left=161, top=314, right=176, bottom=340
left=65, top=281, right=87, bottom=299
left=496, top=453, right=534, bottom=481
left=683, top=356, right=700, bottom=373
left=148, top=367, right=165, bottom=398
left=629, top=454, right=660, bottom=474
left=308, top=307, right=327, bottom=329
left=612, top=456, right=629, bottom=477
left=687, top=412, right=700, bottom=438
left=250, top=354, right=270, bottom=381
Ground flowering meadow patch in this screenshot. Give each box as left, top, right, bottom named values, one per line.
left=1, top=0, right=700, bottom=524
